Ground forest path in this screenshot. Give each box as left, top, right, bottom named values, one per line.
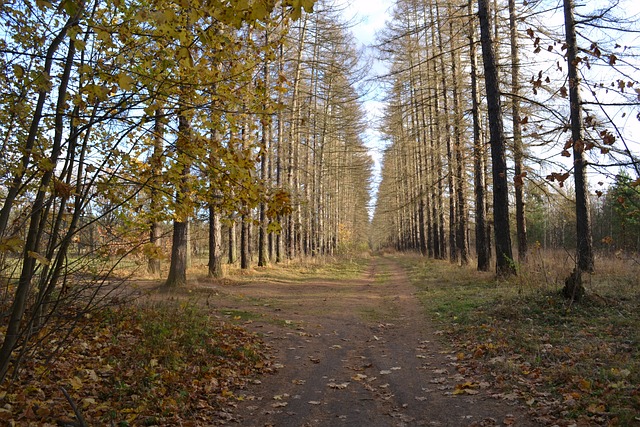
left=212, top=256, right=537, bottom=427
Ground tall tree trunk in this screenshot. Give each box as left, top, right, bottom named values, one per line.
left=428, top=5, right=444, bottom=260
left=450, top=17, right=469, bottom=265
left=477, top=0, right=516, bottom=276
left=434, top=0, right=457, bottom=262
left=148, top=109, right=164, bottom=276
left=562, top=0, right=594, bottom=299
left=258, top=29, right=271, bottom=267
left=208, top=126, right=223, bottom=278
left=228, top=219, right=237, bottom=264
left=469, top=3, right=491, bottom=271
left=509, top=0, right=528, bottom=264
left=275, top=46, right=285, bottom=263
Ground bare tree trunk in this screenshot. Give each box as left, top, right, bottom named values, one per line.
left=148, top=109, right=164, bottom=275
left=434, top=0, right=457, bottom=263
left=165, top=106, right=192, bottom=288
left=477, top=0, right=516, bottom=276
left=509, top=0, right=528, bottom=264
left=562, top=0, right=594, bottom=300
left=275, top=45, right=284, bottom=263
left=228, top=219, right=237, bottom=264
left=241, top=214, right=250, bottom=269
left=166, top=221, right=188, bottom=287
left=450, top=17, right=469, bottom=265
left=469, top=6, right=491, bottom=271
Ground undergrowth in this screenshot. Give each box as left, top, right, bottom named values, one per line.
left=0, top=303, right=270, bottom=426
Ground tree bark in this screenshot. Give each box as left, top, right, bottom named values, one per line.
left=208, top=205, right=223, bottom=278
left=228, top=219, right=237, bottom=264
left=509, top=0, right=528, bottom=264
left=165, top=104, right=192, bottom=288
left=258, top=29, right=271, bottom=267
left=562, top=0, right=594, bottom=299
left=166, top=220, right=188, bottom=287
left=148, top=109, right=164, bottom=276
left=450, top=16, right=469, bottom=265
left=241, top=214, right=250, bottom=269
left=469, top=6, right=491, bottom=271
left=477, top=0, right=516, bottom=276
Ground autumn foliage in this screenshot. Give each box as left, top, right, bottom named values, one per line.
left=0, top=303, right=270, bottom=426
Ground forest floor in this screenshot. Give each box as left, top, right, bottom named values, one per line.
left=197, top=255, right=538, bottom=427
left=2, top=253, right=638, bottom=426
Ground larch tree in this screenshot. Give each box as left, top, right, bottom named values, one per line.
left=477, top=0, right=516, bottom=277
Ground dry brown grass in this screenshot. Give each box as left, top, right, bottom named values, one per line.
left=401, top=249, right=640, bottom=426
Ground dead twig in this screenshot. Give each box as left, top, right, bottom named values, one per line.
left=58, top=386, right=88, bottom=427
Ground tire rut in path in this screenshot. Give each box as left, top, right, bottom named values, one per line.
left=229, top=257, right=537, bottom=427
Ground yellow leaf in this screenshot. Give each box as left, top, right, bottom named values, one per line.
left=0, top=236, right=23, bottom=253
left=118, top=73, right=135, bottom=91
left=95, top=28, right=111, bottom=43
left=12, top=64, right=24, bottom=79
left=28, top=251, right=50, bottom=266
left=35, top=0, right=53, bottom=9
left=578, top=378, right=591, bottom=391
left=69, top=376, right=83, bottom=390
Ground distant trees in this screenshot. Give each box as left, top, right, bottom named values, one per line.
left=371, top=0, right=640, bottom=286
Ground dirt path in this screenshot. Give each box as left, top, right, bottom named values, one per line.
left=209, top=256, right=538, bottom=426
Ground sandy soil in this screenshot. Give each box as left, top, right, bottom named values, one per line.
left=199, top=256, right=540, bottom=427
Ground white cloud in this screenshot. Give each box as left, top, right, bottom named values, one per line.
left=346, top=0, right=391, bottom=47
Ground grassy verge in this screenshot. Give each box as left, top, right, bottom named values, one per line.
left=398, top=252, right=640, bottom=426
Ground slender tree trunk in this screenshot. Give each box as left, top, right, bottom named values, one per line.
left=434, top=0, right=457, bottom=262
left=258, top=29, right=271, bottom=267
left=0, top=34, right=79, bottom=382
left=469, top=9, right=491, bottom=271
left=0, top=16, right=79, bottom=237
left=562, top=0, right=594, bottom=299
left=228, top=219, right=237, bottom=264
left=477, top=0, right=516, bottom=276
left=275, top=46, right=284, bottom=263
left=208, top=205, right=223, bottom=278
left=148, top=109, right=164, bottom=276
left=450, top=17, right=469, bottom=265
left=509, top=0, right=528, bottom=264
left=241, top=214, right=250, bottom=269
